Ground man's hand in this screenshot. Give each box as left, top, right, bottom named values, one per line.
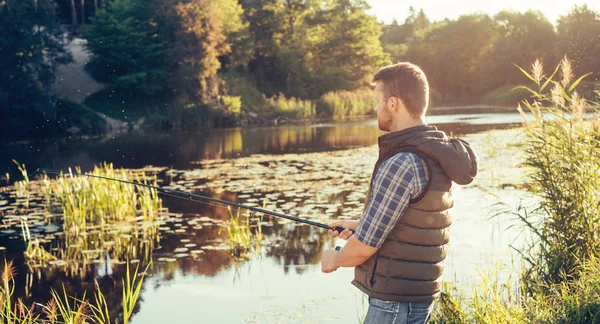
left=321, top=249, right=339, bottom=273
left=328, top=220, right=358, bottom=240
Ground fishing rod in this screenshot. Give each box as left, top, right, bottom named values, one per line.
left=37, top=168, right=354, bottom=236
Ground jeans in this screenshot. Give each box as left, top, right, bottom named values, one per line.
left=363, top=297, right=434, bottom=324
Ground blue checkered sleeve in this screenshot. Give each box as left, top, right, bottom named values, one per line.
left=355, top=153, right=428, bottom=248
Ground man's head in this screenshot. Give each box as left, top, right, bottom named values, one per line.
left=372, top=62, right=429, bottom=132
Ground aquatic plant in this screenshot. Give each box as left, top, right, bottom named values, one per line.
left=41, top=163, right=162, bottom=235
left=512, top=57, right=600, bottom=293
left=20, top=217, right=56, bottom=267
left=222, top=206, right=253, bottom=258
left=12, top=164, right=164, bottom=267
left=0, top=259, right=148, bottom=324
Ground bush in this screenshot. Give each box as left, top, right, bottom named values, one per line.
left=221, top=95, right=242, bottom=115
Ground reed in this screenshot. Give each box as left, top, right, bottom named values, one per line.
left=13, top=164, right=162, bottom=267
left=512, top=57, right=600, bottom=293
left=41, top=163, right=162, bottom=236
left=317, top=89, right=375, bottom=119
left=12, top=160, right=30, bottom=211
left=263, top=94, right=315, bottom=119
left=222, top=206, right=253, bottom=258
left=432, top=58, right=600, bottom=323
left=0, top=259, right=148, bottom=323
left=20, top=217, right=56, bottom=267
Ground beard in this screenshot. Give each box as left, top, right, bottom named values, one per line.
left=377, top=103, right=393, bottom=131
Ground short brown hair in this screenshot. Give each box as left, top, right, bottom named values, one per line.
left=372, top=62, right=429, bottom=118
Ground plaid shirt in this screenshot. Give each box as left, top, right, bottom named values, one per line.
left=355, top=153, right=429, bottom=248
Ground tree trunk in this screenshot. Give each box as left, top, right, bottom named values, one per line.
left=80, top=0, right=85, bottom=25
left=94, top=0, right=98, bottom=11
left=70, top=0, right=77, bottom=30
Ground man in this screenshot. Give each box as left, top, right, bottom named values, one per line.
left=320, top=62, right=478, bottom=323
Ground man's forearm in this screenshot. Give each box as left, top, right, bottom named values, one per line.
left=334, top=236, right=377, bottom=267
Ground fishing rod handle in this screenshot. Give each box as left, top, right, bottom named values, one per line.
left=333, top=226, right=355, bottom=235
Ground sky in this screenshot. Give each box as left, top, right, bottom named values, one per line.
left=367, top=0, right=600, bottom=25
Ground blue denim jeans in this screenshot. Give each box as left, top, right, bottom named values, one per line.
left=363, top=297, right=434, bottom=324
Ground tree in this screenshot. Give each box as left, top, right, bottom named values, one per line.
left=238, top=0, right=287, bottom=96
left=381, top=7, right=430, bottom=63
left=556, top=5, right=600, bottom=80
left=491, top=10, right=556, bottom=86
left=308, top=0, right=390, bottom=95
left=167, top=0, right=232, bottom=104
left=79, top=0, right=85, bottom=24
left=84, top=0, right=169, bottom=95
left=406, top=14, right=501, bottom=102
left=0, top=0, right=71, bottom=138
left=70, top=0, right=77, bottom=29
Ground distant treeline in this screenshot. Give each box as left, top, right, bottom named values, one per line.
left=1, top=0, right=599, bottom=139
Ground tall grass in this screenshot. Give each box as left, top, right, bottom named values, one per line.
left=12, top=160, right=30, bottom=211
left=0, top=259, right=148, bottom=323
left=512, top=58, right=600, bottom=293
left=432, top=58, right=600, bottom=323
left=317, top=89, right=375, bottom=119
left=433, top=257, right=600, bottom=323
left=221, top=201, right=266, bottom=258
left=41, top=163, right=162, bottom=236
left=263, top=94, right=315, bottom=119
left=9, top=163, right=164, bottom=266
left=222, top=207, right=253, bottom=258
left=20, top=218, right=56, bottom=267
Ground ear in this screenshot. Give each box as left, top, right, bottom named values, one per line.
left=389, top=96, right=402, bottom=112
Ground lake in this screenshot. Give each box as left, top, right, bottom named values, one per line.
left=0, top=109, right=534, bottom=323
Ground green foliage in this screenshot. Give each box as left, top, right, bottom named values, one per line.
left=168, top=0, right=232, bottom=104
left=221, top=96, right=242, bottom=115
left=84, top=0, right=169, bottom=94
left=84, top=88, right=159, bottom=121
left=556, top=5, right=600, bottom=81
left=433, top=258, right=600, bottom=323
left=221, top=72, right=264, bottom=109
left=0, top=0, right=71, bottom=139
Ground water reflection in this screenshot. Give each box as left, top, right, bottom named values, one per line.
left=1, top=115, right=520, bottom=182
